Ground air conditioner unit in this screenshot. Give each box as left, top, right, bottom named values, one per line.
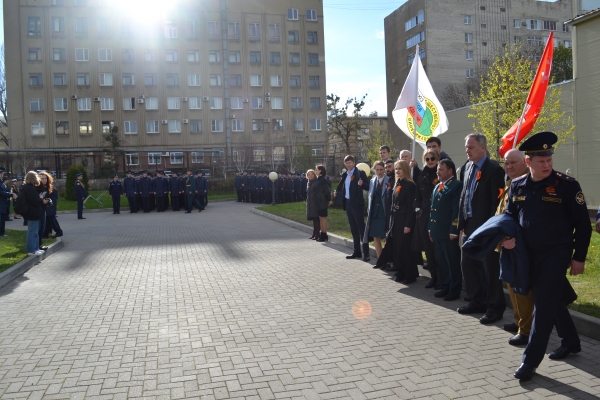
left=182, top=119, right=189, bottom=124
left=137, top=99, right=145, bottom=104
left=71, top=95, right=78, bottom=100
left=140, top=95, right=146, bottom=99
left=243, top=98, right=249, bottom=103
left=230, top=115, right=236, bottom=119
left=202, top=96, right=210, bottom=101
left=93, top=97, right=101, bottom=102
left=264, top=118, right=270, bottom=122
left=181, top=97, right=188, bottom=102
left=265, top=92, right=271, bottom=96
left=521, top=21, right=527, bottom=27
left=161, top=152, right=170, bottom=156
left=161, top=120, right=168, bottom=124
left=265, top=97, right=271, bottom=102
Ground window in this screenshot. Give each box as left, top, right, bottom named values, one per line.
left=122, top=49, right=134, bottom=62
left=288, top=8, right=298, bottom=20
left=514, top=36, right=521, bottom=45
left=120, top=21, right=134, bottom=38
left=306, top=9, right=317, bottom=21
left=190, top=120, right=202, bottom=133
left=529, top=20, right=541, bottom=30
left=98, top=18, right=110, bottom=37
left=482, top=41, right=487, bottom=46
left=209, top=74, right=221, bottom=86
left=527, top=36, right=543, bottom=46
left=228, top=22, right=240, bottom=39
left=250, top=75, right=262, bottom=86
left=165, top=23, right=177, bottom=38
left=211, top=120, right=223, bottom=132
left=208, top=50, right=220, bottom=63
left=229, top=51, right=241, bottom=63
left=28, top=48, right=42, bottom=61
left=144, top=73, right=157, bottom=86
left=122, top=73, right=135, bottom=85
left=251, top=97, right=263, bottom=109
left=168, top=120, right=181, bottom=133
left=75, top=48, right=89, bottom=62
left=208, top=21, right=219, bottom=39
left=273, top=120, right=284, bottom=131
left=310, top=97, right=321, bottom=109
left=248, top=23, right=260, bottom=41
left=292, top=119, right=303, bottom=131
left=232, top=120, right=244, bottom=131
left=480, top=6, right=485, bottom=10
left=166, top=73, right=179, bottom=86
left=54, top=73, right=67, bottom=86
left=290, top=75, right=301, bottom=87
left=252, top=119, right=264, bottom=131
left=514, top=19, right=521, bottom=28
left=166, top=49, right=178, bottom=62
left=270, top=52, right=281, bottom=64
left=31, top=122, right=45, bottom=136
left=250, top=51, right=261, bottom=64
left=123, top=98, right=136, bottom=110
left=544, top=21, right=557, bottom=31
left=186, top=20, right=199, bottom=38
left=464, top=15, right=472, bottom=25
left=98, top=48, right=112, bottom=61
left=191, top=152, right=204, bottom=163
left=99, top=73, right=113, bottom=86
left=500, top=7, right=506, bottom=12
left=75, top=18, right=88, bottom=36
left=268, top=24, right=280, bottom=41
left=77, top=98, right=91, bottom=111
left=101, top=98, right=114, bottom=110
left=465, top=33, right=473, bottom=43
left=501, top=25, right=507, bottom=30
left=307, top=31, right=318, bottom=43
left=210, top=97, right=223, bottom=109
left=52, top=17, right=64, bottom=35
left=289, top=53, right=301, bottom=64
left=189, top=74, right=202, bottom=86
left=291, top=97, right=302, bottom=109
left=271, top=75, right=282, bottom=87
left=309, top=76, right=320, bottom=88
left=288, top=30, right=299, bottom=42
left=29, top=73, right=43, bottom=86
left=308, top=53, right=319, bottom=65
left=126, top=153, right=139, bottom=166
left=564, top=40, right=571, bottom=48
left=466, top=69, right=474, bottom=78
left=56, top=121, right=69, bottom=135
left=185, top=50, right=199, bottom=62
left=28, top=17, right=41, bottom=36
left=53, top=48, right=66, bottom=61
left=406, top=31, right=425, bottom=49
left=406, top=10, right=425, bottom=31
left=466, top=51, right=473, bottom=60
left=407, top=48, right=426, bottom=66
left=146, top=121, right=159, bottom=133
left=310, top=119, right=322, bottom=131
left=79, top=122, right=92, bottom=135
left=144, top=49, right=155, bottom=62
left=30, top=99, right=44, bottom=112
left=75, top=73, right=89, bottom=86
left=230, top=74, right=242, bottom=86
left=148, top=152, right=161, bottom=164
left=167, top=97, right=180, bottom=110
left=563, top=24, right=569, bottom=33
left=124, top=121, right=137, bottom=134
left=189, top=97, right=201, bottom=109
left=271, top=96, right=283, bottom=110
left=481, top=23, right=487, bottom=28
left=146, top=97, right=158, bottom=110
left=253, top=148, right=265, bottom=162
left=229, top=97, right=242, bottom=109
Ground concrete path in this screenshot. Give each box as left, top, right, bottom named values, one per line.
left=1, top=202, right=599, bottom=399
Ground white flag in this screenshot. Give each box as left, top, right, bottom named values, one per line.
left=392, top=45, right=449, bottom=146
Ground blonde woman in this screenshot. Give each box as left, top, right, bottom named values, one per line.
left=21, top=171, right=49, bottom=255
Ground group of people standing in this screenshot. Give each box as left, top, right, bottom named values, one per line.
left=234, top=170, right=313, bottom=205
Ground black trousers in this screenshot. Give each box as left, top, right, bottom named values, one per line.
left=112, top=195, right=120, bottom=213
left=171, top=194, right=180, bottom=210
left=77, top=199, right=84, bottom=218
left=237, top=190, right=243, bottom=202
left=156, top=196, right=165, bottom=212
left=433, top=237, right=461, bottom=296
left=391, top=219, right=418, bottom=281
left=250, top=191, right=257, bottom=203
left=345, top=201, right=368, bottom=256
left=126, top=195, right=137, bottom=212
left=186, top=194, right=203, bottom=212
left=44, top=214, right=63, bottom=236
left=0, top=212, right=6, bottom=235
left=243, top=191, right=250, bottom=202
left=142, top=197, right=151, bottom=212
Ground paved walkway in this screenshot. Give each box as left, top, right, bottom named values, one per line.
left=1, top=202, right=599, bottom=399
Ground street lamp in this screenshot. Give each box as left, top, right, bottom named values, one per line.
left=269, top=171, right=278, bottom=206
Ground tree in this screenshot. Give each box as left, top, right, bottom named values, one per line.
left=0, top=44, right=9, bottom=147
left=289, top=143, right=314, bottom=174
left=102, top=125, right=125, bottom=175
left=552, top=45, right=573, bottom=83
left=362, top=126, right=399, bottom=165
left=469, top=44, right=574, bottom=161
left=327, top=93, right=367, bottom=155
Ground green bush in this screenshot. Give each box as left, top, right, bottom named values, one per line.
left=65, top=165, right=89, bottom=201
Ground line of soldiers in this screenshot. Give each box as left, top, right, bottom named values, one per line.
left=109, top=169, right=208, bottom=214
left=234, top=170, right=309, bottom=204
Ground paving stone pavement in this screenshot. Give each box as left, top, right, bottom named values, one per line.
left=1, top=201, right=600, bottom=400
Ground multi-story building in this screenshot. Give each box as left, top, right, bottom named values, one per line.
left=4, top=0, right=327, bottom=175
left=384, top=0, right=573, bottom=150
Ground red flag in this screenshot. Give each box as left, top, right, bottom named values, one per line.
left=498, top=32, right=554, bottom=158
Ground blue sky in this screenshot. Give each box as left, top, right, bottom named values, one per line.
left=0, top=0, right=405, bottom=115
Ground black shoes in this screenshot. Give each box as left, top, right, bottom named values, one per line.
left=362, top=256, right=370, bottom=262
left=508, top=334, right=529, bottom=346
left=548, top=345, right=581, bottom=360
left=434, top=290, right=448, bottom=298
left=373, top=264, right=382, bottom=269
left=504, top=323, right=519, bottom=333
left=78, top=217, right=86, bottom=219
left=39, top=246, right=48, bottom=252
left=480, top=313, right=503, bottom=325
left=443, top=293, right=460, bottom=301
left=425, top=279, right=437, bottom=289
left=316, top=233, right=329, bottom=242
left=457, top=304, right=487, bottom=314
left=346, top=254, right=361, bottom=259
left=514, top=364, right=536, bottom=380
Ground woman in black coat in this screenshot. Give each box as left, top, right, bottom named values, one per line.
left=412, top=149, right=440, bottom=288
left=389, top=160, right=418, bottom=284
left=21, top=171, right=49, bottom=255
left=314, top=165, right=332, bottom=242
left=305, top=169, right=320, bottom=240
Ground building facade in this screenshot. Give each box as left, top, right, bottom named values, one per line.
left=384, top=0, right=574, bottom=151
left=4, top=0, right=327, bottom=175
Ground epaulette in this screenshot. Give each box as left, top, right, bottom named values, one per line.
left=555, top=171, right=575, bottom=182
left=513, top=173, right=528, bottom=182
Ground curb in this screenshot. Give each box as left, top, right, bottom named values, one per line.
left=56, top=198, right=236, bottom=214
left=0, top=237, right=64, bottom=289
left=251, top=208, right=600, bottom=342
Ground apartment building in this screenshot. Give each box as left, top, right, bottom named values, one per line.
left=384, top=0, right=573, bottom=150
left=4, top=0, right=327, bottom=174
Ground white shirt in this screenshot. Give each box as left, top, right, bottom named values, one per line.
left=345, top=168, right=355, bottom=199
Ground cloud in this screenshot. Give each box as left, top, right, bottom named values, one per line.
left=375, top=30, right=385, bottom=39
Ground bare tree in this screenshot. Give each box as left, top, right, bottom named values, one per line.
left=0, top=44, right=9, bottom=147
left=327, top=93, right=367, bottom=155
left=10, top=137, right=37, bottom=174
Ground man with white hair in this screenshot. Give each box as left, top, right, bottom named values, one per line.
left=399, top=150, right=421, bottom=182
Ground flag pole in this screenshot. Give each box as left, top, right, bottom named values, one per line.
left=411, top=45, right=419, bottom=158
left=512, top=103, right=528, bottom=149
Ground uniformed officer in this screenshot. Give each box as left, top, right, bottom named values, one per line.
left=123, top=171, right=138, bottom=213
left=154, top=171, right=168, bottom=212
left=185, top=169, right=204, bottom=213
left=235, top=171, right=243, bottom=202
left=249, top=170, right=258, bottom=203
left=241, top=170, right=250, bottom=203
left=170, top=172, right=182, bottom=211
left=503, top=132, right=592, bottom=381
left=138, top=170, right=153, bottom=213
left=108, top=174, right=123, bottom=214
left=75, top=172, right=86, bottom=219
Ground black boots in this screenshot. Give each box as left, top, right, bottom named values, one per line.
left=316, top=232, right=329, bottom=242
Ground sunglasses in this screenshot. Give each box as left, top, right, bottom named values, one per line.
left=425, top=157, right=436, bottom=161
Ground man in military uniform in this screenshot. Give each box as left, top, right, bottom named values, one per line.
left=196, top=170, right=208, bottom=208
left=235, top=171, right=243, bottom=202
left=170, top=172, right=182, bottom=211
left=108, top=174, right=123, bottom=214
left=75, top=172, right=87, bottom=219
left=154, top=171, right=168, bottom=212
left=249, top=170, right=258, bottom=203
left=185, top=169, right=204, bottom=213
left=0, top=167, right=17, bottom=236
left=135, top=172, right=142, bottom=212
left=503, top=132, right=592, bottom=381
left=241, top=170, right=250, bottom=203
left=123, top=171, right=138, bottom=213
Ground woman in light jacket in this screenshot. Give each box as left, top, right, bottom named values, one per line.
left=363, top=161, right=389, bottom=257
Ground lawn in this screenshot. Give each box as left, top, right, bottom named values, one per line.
left=0, top=230, right=56, bottom=274
left=258, top=202, right=600, bottom=319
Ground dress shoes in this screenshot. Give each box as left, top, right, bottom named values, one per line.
left=394, top=276, right=404, bottom=283
left=548, top=345, right=581, bottom=360
left=434, top=290, right=448, bottom=298
left=425, top=279, right=437, bottom=289
left=514, top=364, right=536, bottom=380
left=503, top=323, right=519, bottom=333
left=443, top=293, right=461, bottom=301
left=457, top=304, right=487, bottom=314
left=78, top=217, right=86, bottom=219
left=464, top=296, right=472, bottom=302
left=508, top=334, right=529, bottom=346
left=402, top=278, right=416, bottom=284
left=362, top=256, right=370, bottom=262
left=346, top=254, right=361, bottom=259
left=373, top=264, right=382, bottom=269
left=480, top=313, right=503, bottom=324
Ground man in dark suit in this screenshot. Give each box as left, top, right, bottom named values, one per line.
left=457, top=133, right=506, bottom=323
left=335, top=155, right=370, bottom=261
